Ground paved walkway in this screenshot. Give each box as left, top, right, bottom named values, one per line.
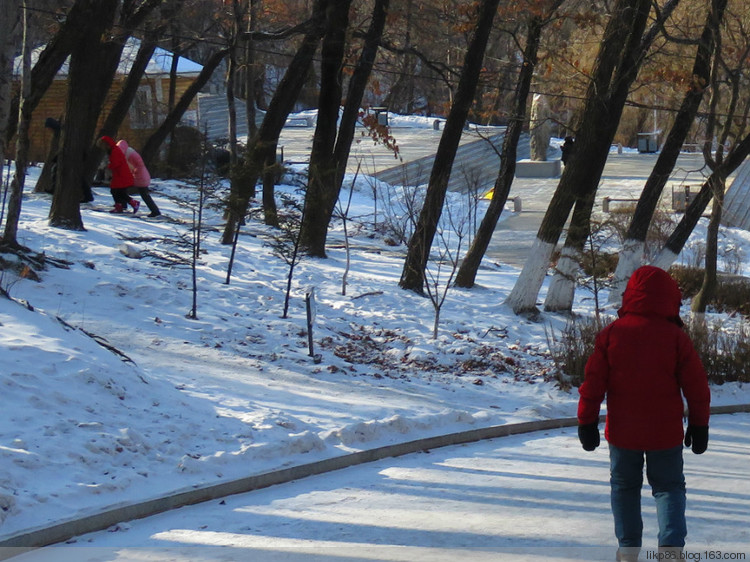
left=276, top=125, right=712, bottom=268
left=13, top=413, right=750, bottom=561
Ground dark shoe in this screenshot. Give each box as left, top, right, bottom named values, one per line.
left=147, top=211, right=161, bottom=218
left=130, top=199, right=140, bottom=214
left=109, top=203, right=125, bottom=214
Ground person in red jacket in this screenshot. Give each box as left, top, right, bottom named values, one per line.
left=577, top=265, right=710, bottom=561
left=96, top=135, right=140, bottom=214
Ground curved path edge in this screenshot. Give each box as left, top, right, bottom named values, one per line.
left=2, top=403, right=749, bottom=558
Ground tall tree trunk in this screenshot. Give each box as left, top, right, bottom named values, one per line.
left=609, top=0, right=728, bottom=305
left=691, top=176, right=725, bottom=312
left=455, top=12, right=544, bottom=288
left=505, top=0, right=653, bottom=313
left=2, top=0, right=29, bottom=246
left=0, top=0, right=21, bottom=170
left=245, top=0, right=261, bottom=137
left=299, top=0, right=352, bottom=257
left=141, top=48, right=230, bottom=169
left=299, top=0, right=388, bottom=256
left=49, top=0, right=119, bottom=230
left=221, top=0, right=327, bottom=244
left=399, top=0, right=501, bottom=293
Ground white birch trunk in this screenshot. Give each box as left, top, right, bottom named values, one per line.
left=608, top=238, right=645, bottom=305
left=544, top=246, right=579, bottom=312
left=650, top=247, right=679, bottom=271
left=504, top=238, right=556, bottom=313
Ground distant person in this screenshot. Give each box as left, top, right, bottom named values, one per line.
left=97, top=136, right=139, bottom=214
left=577, top=266, right=710, bottom=562
left=560, top=136, right=576, bottom=165
left=116, top=140, right=161, bottom=217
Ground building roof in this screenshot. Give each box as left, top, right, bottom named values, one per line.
left=14, top=36, right=203, bottom=77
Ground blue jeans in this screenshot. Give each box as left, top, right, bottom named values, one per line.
left=609, top=444, right=687, bottom=548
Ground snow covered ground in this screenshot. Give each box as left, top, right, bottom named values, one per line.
left=1, top=117, right=749, bottom=556
left=11, top=413, right=750, bottom=561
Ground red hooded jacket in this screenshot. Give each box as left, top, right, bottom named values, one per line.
left=100, top=136, right=134, bottom=189
left=578, top=266, right=710, bottom=450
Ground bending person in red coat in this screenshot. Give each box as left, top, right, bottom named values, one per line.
left=577, top=265, right=710, bottom=561
left=116, top=139, right=161, bottom=217
left=96, top=135, right=139, bottom=214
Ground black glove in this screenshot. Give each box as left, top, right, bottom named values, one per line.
left=578, top=423, right=600, bottom=451
left=685, top=425, right=708, bottom=454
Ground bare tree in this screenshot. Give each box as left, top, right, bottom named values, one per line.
left=609, top=0, right=728, bottom=305
left=0, top=0, right=21, bottom=171
left=399, top=0, right=503, bottom=293
left=299, top=0, right=390, bottom=257
left=691, top=9, right=750, bottom=313
left=2, top=0, right=30, bottom=246
left=220, top=0, right=328, bottom=240
left=455, top=4, right=562, bottom=288
left=505, top=0, right=671, bottom=314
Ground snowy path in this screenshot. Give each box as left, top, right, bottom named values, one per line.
left=12, top=414, right=750, bottom=562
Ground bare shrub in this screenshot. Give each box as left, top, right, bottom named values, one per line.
left=684, top=317, right=750, bottom=384
left=548, top=311, right=750, bottom=390
left=670, top=265, right=750, bottom=316
left=546, top=316, right=612, bottom=390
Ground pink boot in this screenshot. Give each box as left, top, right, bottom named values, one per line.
left=129, top=199, right=140, bottom=214
left=109, top=203, right=125, bottom=213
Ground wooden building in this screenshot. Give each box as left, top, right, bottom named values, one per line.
left=14, top=38, right=203, bottom=163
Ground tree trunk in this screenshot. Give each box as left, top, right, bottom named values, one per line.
left=609, top=0, right=728, bottom=305
left=221, top=0, right=327, bottom=244
left=299, top=0, right=352, bottom=257
left=505, top=0, right=653, bottom=314
left=544, top=190, right=596, bottom=311
left=455, top=13, right=544, bottom=288
left=0, top=0, right=21, bottom=169
left=245, top=0, right=260, bottom=137
left=299, top=0, right=388, bottom=256
left=691, top=177, right=725, bottom=312
left=141, top=48, right=230, bottom=169
left=48, top=0, right=119, bottom=230
left=2, top=0, right=29, bottom=246
left=399, top=0, right=501, bottom=293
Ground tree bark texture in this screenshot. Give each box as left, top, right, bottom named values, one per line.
left=299, top=0, right=388, bottom=256
left=691, top=178, right=725, bottom=313
left=2, top=0, right=28, bottom=246
left=298, top=0, right=353, bottom=257
left=399, top=0, right=501, bottom=293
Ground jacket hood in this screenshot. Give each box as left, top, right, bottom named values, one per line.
left=99, top=136, right=117, bottom=150
left=116, top=140, right=129, bottom=153
left=619, top=265, right=683, bottom=325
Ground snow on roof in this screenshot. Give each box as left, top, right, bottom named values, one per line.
left=14, top=36, right=203, bottom=77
